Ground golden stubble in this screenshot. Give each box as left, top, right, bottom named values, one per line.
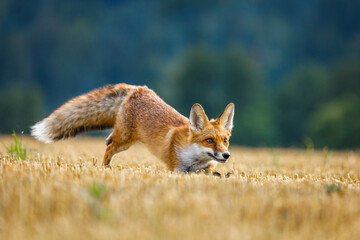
left=0, top=136, right=359, bottom=240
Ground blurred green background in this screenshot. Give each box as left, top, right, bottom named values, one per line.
left=0, top=0, right=359, bottom=149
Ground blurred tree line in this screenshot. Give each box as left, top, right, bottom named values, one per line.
left=0, top=0, right=359, bottom=149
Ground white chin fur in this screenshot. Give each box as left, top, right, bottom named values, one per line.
left=177, top=143, right=216, bottom=172
left=31, top=120, right=54, bottom=143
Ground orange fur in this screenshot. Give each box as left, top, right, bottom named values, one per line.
left=31, top=84, right=235, bottom=172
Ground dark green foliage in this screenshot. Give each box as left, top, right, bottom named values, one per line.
left=0, top=84, right=44, bottom=134
left=222, top=48, right=277, bottom=145
left=307, top=59, right=360, bottom=149
left=276, top=64, right=329, bottom=146
left=276, top=59, right=360, bottom=149
left=308, top=95, right=360, bottom=149
left=166, top=46, right=223, bottom=116
left=0, top=0, right=359, bottom=149
left=329, top=58, right=360, bottom=100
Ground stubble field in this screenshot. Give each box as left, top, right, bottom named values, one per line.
left=0, top=136, right=359, bottom=240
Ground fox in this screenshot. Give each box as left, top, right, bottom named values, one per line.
left=31, top=83, right=235, bottom=175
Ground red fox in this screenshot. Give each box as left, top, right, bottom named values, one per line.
left=31, top=84, right=234, bottom=174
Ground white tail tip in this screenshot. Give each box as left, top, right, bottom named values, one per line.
left=31, top=120, right=54, bottom=143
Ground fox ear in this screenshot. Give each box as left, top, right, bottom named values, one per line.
left=217, top=103, right=235, bottom=131
left=189, top=104, right=209, bottom=132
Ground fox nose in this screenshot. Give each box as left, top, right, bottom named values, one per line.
left=222, top=153, right=230, bottom=159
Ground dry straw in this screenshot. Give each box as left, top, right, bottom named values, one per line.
left=0, top=136, right=359, bottom=240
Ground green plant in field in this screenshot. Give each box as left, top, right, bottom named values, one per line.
left=6, top=130, right=27, bottom=160
left=324, top=183, right=342, bottom=195
left=89, top=182, right=108, bottom=200
left=88, top=182, right=110, bottom=219
left=304, top=137, right=314, bottom=153
left=271, top=149, right=282, bottom=168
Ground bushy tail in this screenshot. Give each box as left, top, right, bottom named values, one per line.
left=31, top=84, right=129, bottom=143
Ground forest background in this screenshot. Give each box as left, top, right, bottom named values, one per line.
left=0, top=0, right=359, bottom=149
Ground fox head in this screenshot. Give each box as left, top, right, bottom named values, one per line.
left=187, top=103, right=235, bottom=164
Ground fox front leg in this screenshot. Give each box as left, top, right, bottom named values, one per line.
left=203, top=164, right=232, bottom=178
left=204, top=164, right=222, bottom=177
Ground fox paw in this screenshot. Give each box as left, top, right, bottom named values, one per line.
left=212, top=171, right=221, bottom=177
left=103, top=164, right=112, bottom=169
left=225, top=172, right=232, bottom=178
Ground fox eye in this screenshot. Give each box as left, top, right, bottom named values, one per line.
left=224, top=138, right=228, bottom=143
left=205, top=138, right=214, bottom=143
